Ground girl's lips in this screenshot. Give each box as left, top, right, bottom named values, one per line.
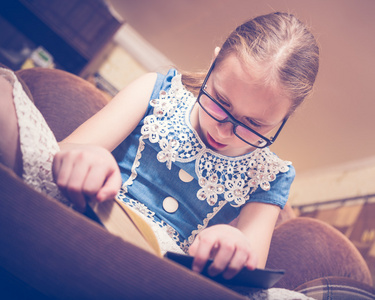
left=206, top=133, right=226, bottom=149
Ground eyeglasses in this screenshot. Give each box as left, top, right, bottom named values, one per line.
left=196, top=60, right=288, bottom=149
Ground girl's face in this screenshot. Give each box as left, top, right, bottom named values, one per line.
left=191, top=54, right=291, bottom=157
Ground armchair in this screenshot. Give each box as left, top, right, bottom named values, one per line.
left=0, top=66, right=373, bottom=299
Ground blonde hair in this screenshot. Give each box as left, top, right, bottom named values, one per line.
left=182, top=12, right=319, bottom=115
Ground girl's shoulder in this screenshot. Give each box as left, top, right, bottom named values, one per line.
left=150, top=69, right=178, bottom=100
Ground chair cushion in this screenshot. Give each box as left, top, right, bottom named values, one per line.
left=295, top=276, right=375, bottom=300
left=15, top=68, right=108, bottom=141
left=266, top=217, right=373, bottom=289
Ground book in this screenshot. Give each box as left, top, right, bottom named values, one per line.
left=165, top=251, right=285, bottom=289
left=85, top=199, right=161, bottom=255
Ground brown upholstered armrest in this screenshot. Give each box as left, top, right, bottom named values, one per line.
left=267, top=217, right=373, bottom=289
left=0, top=163, right=246, bottom=299
left=15, top=68, right=108, bottom=141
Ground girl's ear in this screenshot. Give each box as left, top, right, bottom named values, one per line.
left=214, top=47, right=221, bottom=58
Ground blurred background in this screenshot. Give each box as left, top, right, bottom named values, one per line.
left=1, top=0, right=374, bottom=284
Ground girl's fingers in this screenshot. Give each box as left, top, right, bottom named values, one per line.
left=82, top=159, right=122, bottom=202
left=221, top=247, right=249, bottom=279
left=52, top=145, right=122, bottom=209
left=245, top=252, right=258, bottom=271
left=53, top=153, right=72, bottom=189
left=82, top=164, right=108, bottom=198
left=190, top=236, right=217, bottom=273
left=207, top=243, right=234, bottom=277
left=53, top=154, right=77, bottom=202
left=65, top=160, right=90, bottom=211
left=54, top=152, right=91, bottom=210
left=190, top=225, right=256, bottom=278
left=95, top=169, right=122, bottom=202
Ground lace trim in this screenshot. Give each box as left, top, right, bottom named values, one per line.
left=121, top=136, right=145, bottom=192
left=1, top=68, right=69, bottom=205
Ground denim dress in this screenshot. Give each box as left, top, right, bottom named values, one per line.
left=112, top=69, right=295, bottom=253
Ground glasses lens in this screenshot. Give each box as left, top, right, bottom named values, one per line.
left=235, top=126, right=268, bottom=147
left=199, top=93, right=228, bottom=120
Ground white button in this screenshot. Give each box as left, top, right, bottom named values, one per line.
left=163, top=197, right=179, bottom=213
left=179, top=169, right=194, bottom=182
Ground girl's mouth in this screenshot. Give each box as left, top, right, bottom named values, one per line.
left=206, top=133, right=226, bottom=150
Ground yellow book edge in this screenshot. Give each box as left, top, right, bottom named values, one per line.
left=89, top=198, right=162, bottom=257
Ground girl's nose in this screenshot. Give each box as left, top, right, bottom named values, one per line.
left=216, top=121, right=234, bottom=138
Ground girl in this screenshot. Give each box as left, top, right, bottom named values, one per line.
left=1, top=12, right=319, bottom=281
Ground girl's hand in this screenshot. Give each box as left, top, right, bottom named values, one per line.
left=188, top=224, right=258, bottom=279
left=52, top=143, right=122, bottom=211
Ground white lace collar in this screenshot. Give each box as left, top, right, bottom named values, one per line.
left=141, top=73, right=291, bottom=207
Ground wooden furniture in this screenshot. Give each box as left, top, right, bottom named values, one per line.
left=0, top=0, right=122, bottom=77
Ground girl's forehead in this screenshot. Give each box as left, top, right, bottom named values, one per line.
left=214, top=54, right=290, bottom=101
left=211, top=55, right=292, bottom=121
left=213, top=56, right=271, bottom=94
left=215, top=55, right=265, bottom=84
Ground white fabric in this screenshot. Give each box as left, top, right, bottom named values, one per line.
left=248, top=288, right=315, bottom=299
left=1, top=67, right=69, bottom=205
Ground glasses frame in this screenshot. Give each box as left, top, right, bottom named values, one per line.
left=196, top=59, right=288, bottom=149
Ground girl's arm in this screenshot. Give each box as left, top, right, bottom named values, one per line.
left=62, top=72, right=158, bottom=151
left=235, top=202, right=280, bottom=268
left=189, top=201, right=280, bottom=279
left=53, top=72, right=158, bottom=210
